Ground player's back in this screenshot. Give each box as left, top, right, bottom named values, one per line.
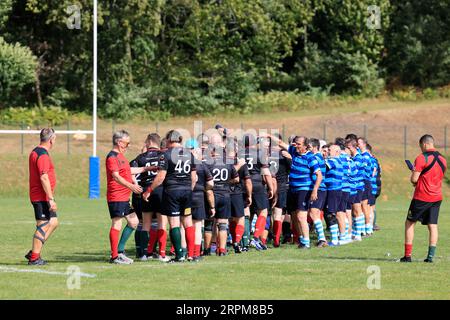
left=131, top=147, right=162, bottom=188
left=162, top=146, right=195, bottom=191
left=207, top=156, right=238, bottom=195
left=240, top=147, right=269, bottom=193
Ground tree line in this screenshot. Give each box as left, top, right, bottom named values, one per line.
left=0, top=0, right=449, bottom=119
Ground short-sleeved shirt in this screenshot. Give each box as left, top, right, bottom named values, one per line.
left=106, top=151, right=132, bottom=202
left=339, top=152, right=352, bottom=193
left=361, top=151, right=373, bottom=181
left=130, top=148, right=163, bottom=189
left=370, top=156, right=380, bottom=195
left=352, top=152, right=365, bottom=191
left=29, top=146, right=56, bottom=202
left=160, top=147, right=196, bottom=191
left=193, top=162, right=213, bottom=193
left=348, top=157, right=358, bottom=195
left=311, top=152, right=327, bottom=191
left=230, top=160, right=251, bottom=195
left=325, top=157, right=343, bottom=191
left=239, top=147, right=269, bottom=194
left=288, top=147, right=320, bottom=191
left=269, top=149, right=291, bottom=192
left=207, top=156, right=239, bottom=195
left=413, top=150, right=447, bottom=202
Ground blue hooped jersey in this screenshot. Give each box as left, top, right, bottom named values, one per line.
left=371, top=156, right=380, bottom=195
left=288, top=147, right=320, bottom=191
left=348, top=157, right=358, bottom=195
left=361, top=151, right=373, bottom=181
left=325, top=157, right=343, bottom=191
left=311, top=152, right=327, bottom=191
left=339, top=152, right=352, bottom=193
left=352, top=152, right=365, bottom=191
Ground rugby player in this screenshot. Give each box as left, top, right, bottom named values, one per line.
left=309, top=138, right=328, bottom=247
left=335, top=138, right=352, bottom=244
left=358, top=137, right=374, bottom=236
left=345, top=138, right=365, bottom=241
left=143, top=130, right=197, bottom=262
left=324, top=144, right=343, bottom=246
left=240, top=133, right=274, bottom=250
left=106, top=130, right=153, bottom=264
left=130, top=133, right=170, bottom=262
left=26, top=128, right=59, bottom=265
left=367, top=144, right=382, bottom=231
left=206, top=134, right=239, bottom=256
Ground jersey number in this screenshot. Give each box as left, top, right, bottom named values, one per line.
left=175, top=160, right=191, bottom=174
left=246, top=157, right=254, bottom=170
left=146, top=161, right=159, bottom=176
left=212, top=168, right=229, bottom=182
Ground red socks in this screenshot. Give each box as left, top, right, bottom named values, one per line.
left=194, top=244, right=201, bottom=257
left=157, top=229, right=167, bottom=257
left=30, top=252, right=40, bottom=261
left=147, top=228, right=158, bottom=254
left=109, top=228, right=120, bottom=259
left=253, top=215, right=267, bottom=238
left=405, top=243, right=413, bottom=257
left=185, top=226, right=195, bottom=258
left=235, top=224, right=244, bottom=244
left=273, top=220, right=282, bottom=246
left=229, top=221, right=237, bottom=243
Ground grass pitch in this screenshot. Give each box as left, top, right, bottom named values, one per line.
left=0, top=197, right=449, bottom=300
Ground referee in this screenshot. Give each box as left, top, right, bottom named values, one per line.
left=400, top=135, right=447, bottom=263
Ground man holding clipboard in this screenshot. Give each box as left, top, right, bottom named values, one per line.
left=400, top=135, right=447, bottom=263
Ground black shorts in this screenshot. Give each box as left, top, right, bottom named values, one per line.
left=362, top=181, right=372, bottom=201
left=214, top=193, right=231, bottom=219
left=339, top=191, right=350, bottom=212
left=310, top=190, right=327, bottom=211
left=251, top=192, right=269, bottom=211
left=143, top=187, right=163, bottom=213
left=368, top=192, right=376, bottom=206
left=131, top=196, right=143, bottom=220
left=161, top=189, right=192, bottom=217
left=326, top=190, right=341, bottom=214
left=230, top=193, right=245, bottom=218
left=407, top=199, right=441, bottom=225
left=32, top=201, right=57, bottom=221
left=108, top=201, right=132, bottom=219
left=290, top=190, right=311, bottom=212
left=352, top=189, right=363, bottom=205
left=274, top=189, right=288, bottom=209
left=192, top=191, right=206, bottom=221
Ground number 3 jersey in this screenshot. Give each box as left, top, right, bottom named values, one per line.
left=160, top=147, right=196, bottom=191
left=130, top=147, right=163, bottom=190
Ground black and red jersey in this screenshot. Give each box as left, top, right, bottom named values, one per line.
left=29, top=146, right=56, bottom=202
left=106, top=151, right=132, bottom=202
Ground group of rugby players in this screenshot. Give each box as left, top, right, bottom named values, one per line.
left=107, top=125, right=381, bottom=264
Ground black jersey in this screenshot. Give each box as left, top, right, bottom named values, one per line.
left=130, top=148, right=162, bottom=188
left=269, top=149, right=291, bottom=191
left=193, top=162, right=213, bottom=192
left=230, top=161, right=251, bottom=195
left=160, top=147, right=196, bottom=191
left=206, top=156, right=238, bottom=195
left=239, top=147, right=269, bottom=193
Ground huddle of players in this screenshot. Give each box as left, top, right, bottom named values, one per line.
left=128, top=129, right=381, bottom=263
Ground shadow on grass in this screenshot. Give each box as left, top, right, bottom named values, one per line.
left=54, top=251, right=110, bottom=263
left=321, top=256, right=398, bottom=262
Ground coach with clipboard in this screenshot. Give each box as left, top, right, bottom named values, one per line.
left=400, top=135, right=447, bottom=263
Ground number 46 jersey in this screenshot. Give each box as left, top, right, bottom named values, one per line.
left=160, top=146, right=196, bottom=191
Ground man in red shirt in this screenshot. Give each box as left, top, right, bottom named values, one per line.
left=106, top=130, right=152, bottom=264
left=26, top=128, right=58, bottom=265
left=401, top=134, right=447, bottom=263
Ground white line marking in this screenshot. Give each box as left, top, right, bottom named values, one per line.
left=0, top=266, right=96, bottom=278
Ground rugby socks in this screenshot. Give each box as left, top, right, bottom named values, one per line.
left=229, top=221, right=237, bottom=243
left=30, top=252, right=40, bottom=261
left=169, top=227, right=183, bottom=259
left=157, top=229, right=167, bottom=257
left=253, top=215, right=266, bottom=238
left=357, top=215, right=365, bottom=237
left=146, top=228, right=157, bottom=255
left=282, top=221, right=291, bottom=238
left=300, top=236, right=310, bottom=248
left=329, top=224, right=339, bottom=244
left=109, top=228, right=120, bottom=259
left=351, top=217, right=357, bottom=238
left=344, top=218, right=349, bottom=240
left=273, top=220, right=282, bottom=246
left=194, top=244, right=201, bottom=257
left=235, top=224, right=244, bottom=244
left=404, top=243, right=413, bottom=257
left=185, top=226, right=195, bottom=258
left=134, top=224, right=142, bottom=257
left=118, top=225, right=135, bottom=254
left=313, top=220, right=326, bottom=242
left=426, top=246, right=436, bottom=262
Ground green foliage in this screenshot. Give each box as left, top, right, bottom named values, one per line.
left=0, top=106, right=70, bottom=126
left=0, top=0, right=12, bottom=30
left=0, top=37, right=37, bottom=107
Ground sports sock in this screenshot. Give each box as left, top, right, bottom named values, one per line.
left=140, top=230, right=149, bottom=256
left=273, top=220, right=282, bottom=246
left=185, top=226, right=195, bottom=258
left=426, top=246, right=436, bottom=261
left=404, top=243, right=412, bottom=257
left=282, top=221, right=291, bottom=237
left=330, top=224, right=339, bottom=244
left=169, top=227, right=183, bottom=259
left=194, top=244, right=201, bottom=257
left=30, top=252, right=40, bottom=261
left=300, top=236, right=310, bottom=248
left=357, top=215, right=365, bottom=237
left=253, top=215, right=266, bottom=238
left=235, top=224, right=244, bottom=244
left=109, top=227, right=120, bottom=259
left=351, top=217, right=357, bottom=238
left=313, top=219, right=326, bottom=242
left=118, top=225, right=135, bottom=253
left=157, top=229, right=167, bottom=257
left=147, top=228, right=157, bottom=254
left=134, top=225, right=142, bottom=257
left=229, top=221, right=237, bottom=243
left=373, top=208, right=377, bottom=226
left=242, top=216, right=250, bottom=247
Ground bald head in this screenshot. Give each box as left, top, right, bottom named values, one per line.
left=329, top=144, right=341, bottom=158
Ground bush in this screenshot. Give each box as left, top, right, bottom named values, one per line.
left=0, top=106, right=70, bottom=126
left=0, top=37, right=37, bottom=107
left=391, top=87, right=418, bottom=101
